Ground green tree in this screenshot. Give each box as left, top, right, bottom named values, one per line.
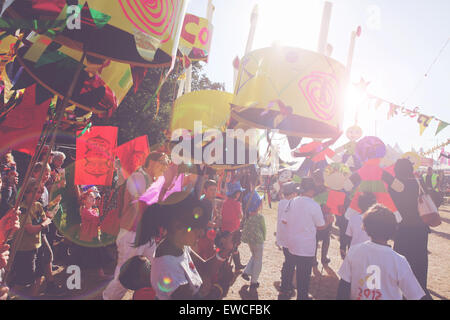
left=104, top=61, right=225, bottom=147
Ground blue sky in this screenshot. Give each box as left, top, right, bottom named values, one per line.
left=186, top=0, right=450, bottom=160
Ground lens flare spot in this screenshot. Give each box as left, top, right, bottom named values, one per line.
left=157, top=277, right=173, bottom=293
left=187, top=227, right=192, bottom=232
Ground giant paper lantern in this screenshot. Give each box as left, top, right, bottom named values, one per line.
left=171, top=90, right=233, bottom=134
left=4, top=0, right=189, bottom=67
left=170, top=90, right=256, bottom=170
left=5, top=42, right=132, bottom=117
left=230, top=46, right=346, bottom=139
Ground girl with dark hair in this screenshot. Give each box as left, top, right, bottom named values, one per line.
left=388, top=158, right=431, bottom=298
left=134, top=191, right=233, bottom=300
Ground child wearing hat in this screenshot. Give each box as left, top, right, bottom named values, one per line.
left=220, top=181, right=246, bottom=270
left=241, top=191, right=265, bottom=290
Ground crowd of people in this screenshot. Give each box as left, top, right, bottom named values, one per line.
left=0, top=145, right=447, bottom=300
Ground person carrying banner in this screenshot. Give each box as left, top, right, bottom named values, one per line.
left=102, top=152, right=170, bottom=300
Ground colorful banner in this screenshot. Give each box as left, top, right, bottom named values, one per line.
left=367, top=94, right=448, bottom=137
left=75, top=126, right=118, bottom=186
left=116, top=135, right=150, bottom=179
left=231, top=47, right=346, bottom=138
left=86, top=0, right=187, bottom=60
left=417, top=114, right=433, bottom=136
left=435, top=120, right=449, bottom=136
left=179, top=13, right=213, bottom=61
left=0, top=84, right=51, bottom=155
left=421, top=139, right=450, bottom=156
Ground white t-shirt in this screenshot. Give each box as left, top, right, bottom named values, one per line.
left=41, top=186, right=49, bottom=207
left=276, top=199, right=292, bottom=248
left=151, top=246, right=203, bottom=300
left=285, top=196, right=325, bottom=257
left=346, top=214, right=370, bottom=247
left=338, top=241, right=425, bottom=300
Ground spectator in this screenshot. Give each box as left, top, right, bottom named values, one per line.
left=118, top=255, right=155, bottom=300
left=285, top=178, right=333, bottom=300
left=78, top=190, right=111, bottom=281
left=10, top=179, right=52, bottom=297
left=141, top=192, right=233, bottom=299
left=195, top=180, right=218, bottom=260
left=0, top=207, right=20, bottom=300
left=241, top=191, right=265, bottom=290
left=102, top=152, right=170, bottom=300
left=277, top=182, right=299, bottom=299
left=346, top=192, right=376, bottom=247
left=220, top=181, right=246, bottom=271
left=389, top=158, right=432, bottom=298
left=337, top=204, right=427, bottom=300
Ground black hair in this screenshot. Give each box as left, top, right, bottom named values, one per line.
left=119, top=255, right=151, bottom=291
left=214, top=230, right=232, bottom=250
left=394, top=158, right=414, bottom=181
left=204, top=179, right=217, bottom=190
left=300, top=178, right=316, bottom=193
left=134, top=192, right=210, bottom=247
left=362, top=204, right=397, bottom=241
left=144, top=152, right=169, bottom=169
left=357, top=192, right=377, bottom=213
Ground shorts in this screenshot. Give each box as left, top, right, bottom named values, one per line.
left=316, top=225, right=332, bottom=241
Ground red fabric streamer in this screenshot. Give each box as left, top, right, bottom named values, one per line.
left=74, top=126, right=118, bottom=186
left=0, top=84, right=51, bottom=155
left=116, top=135, right=150, bottom=179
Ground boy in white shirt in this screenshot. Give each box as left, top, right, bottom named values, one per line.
left=337, top=204, right=427, bottom=300
left=346, top=192, right=375, bottom=248
left=276, top=182, right=299, bottom=299
left=285, top=178, right=334, bottom=300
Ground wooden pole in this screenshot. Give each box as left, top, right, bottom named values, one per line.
left=244, top=4, right=258, bottom=55
left=317, top=2, right=333, bottom=54
left=3, top=51, right=87, bottom=285
left=234, top=4, right=258, bottom=94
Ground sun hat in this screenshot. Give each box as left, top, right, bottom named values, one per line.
left=226, top=181, right=245, bottom=197
left=243, top=191, right=263, bottom=213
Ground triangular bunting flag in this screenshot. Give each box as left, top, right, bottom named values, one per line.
left=374, top=98, right=383, bottom=110
left=417, top=114, right=433, bottom=136
left=387, top=103, right=399, bottom=120
left=435, top=120, right=449, bottom=136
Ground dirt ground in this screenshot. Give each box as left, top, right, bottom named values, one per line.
left=11, top=201, right=450, bottom=300
left=223, top=200, right=450, bottom=300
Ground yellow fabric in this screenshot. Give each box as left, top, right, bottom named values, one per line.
left=178, top=14, right=213, bottom=60
left=17, top=202, right=46, bottom=251
left=401, top=152, right=421, bottom=171
left=171, top=90, right=233, bottom=133
left=232, top=47, right=346, bottom=137
left=86, top=0, right=187, bottom=58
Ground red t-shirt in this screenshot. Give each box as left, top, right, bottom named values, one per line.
left=133, top=287, right=156, bottom=300
left=221, top=198, right=242, bottom=233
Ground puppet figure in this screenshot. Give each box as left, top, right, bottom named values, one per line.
left=333, top=125, right=363, bottom=172
left=293, top=135, right=340, bottom=178
left=343, top=136, right=404, bottom=222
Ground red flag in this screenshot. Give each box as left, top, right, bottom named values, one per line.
left=0, top=85, right=51, bottom=155
left=116, top=135, right=150, bottom=179
left=75, top=126, right=118, bottom=186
